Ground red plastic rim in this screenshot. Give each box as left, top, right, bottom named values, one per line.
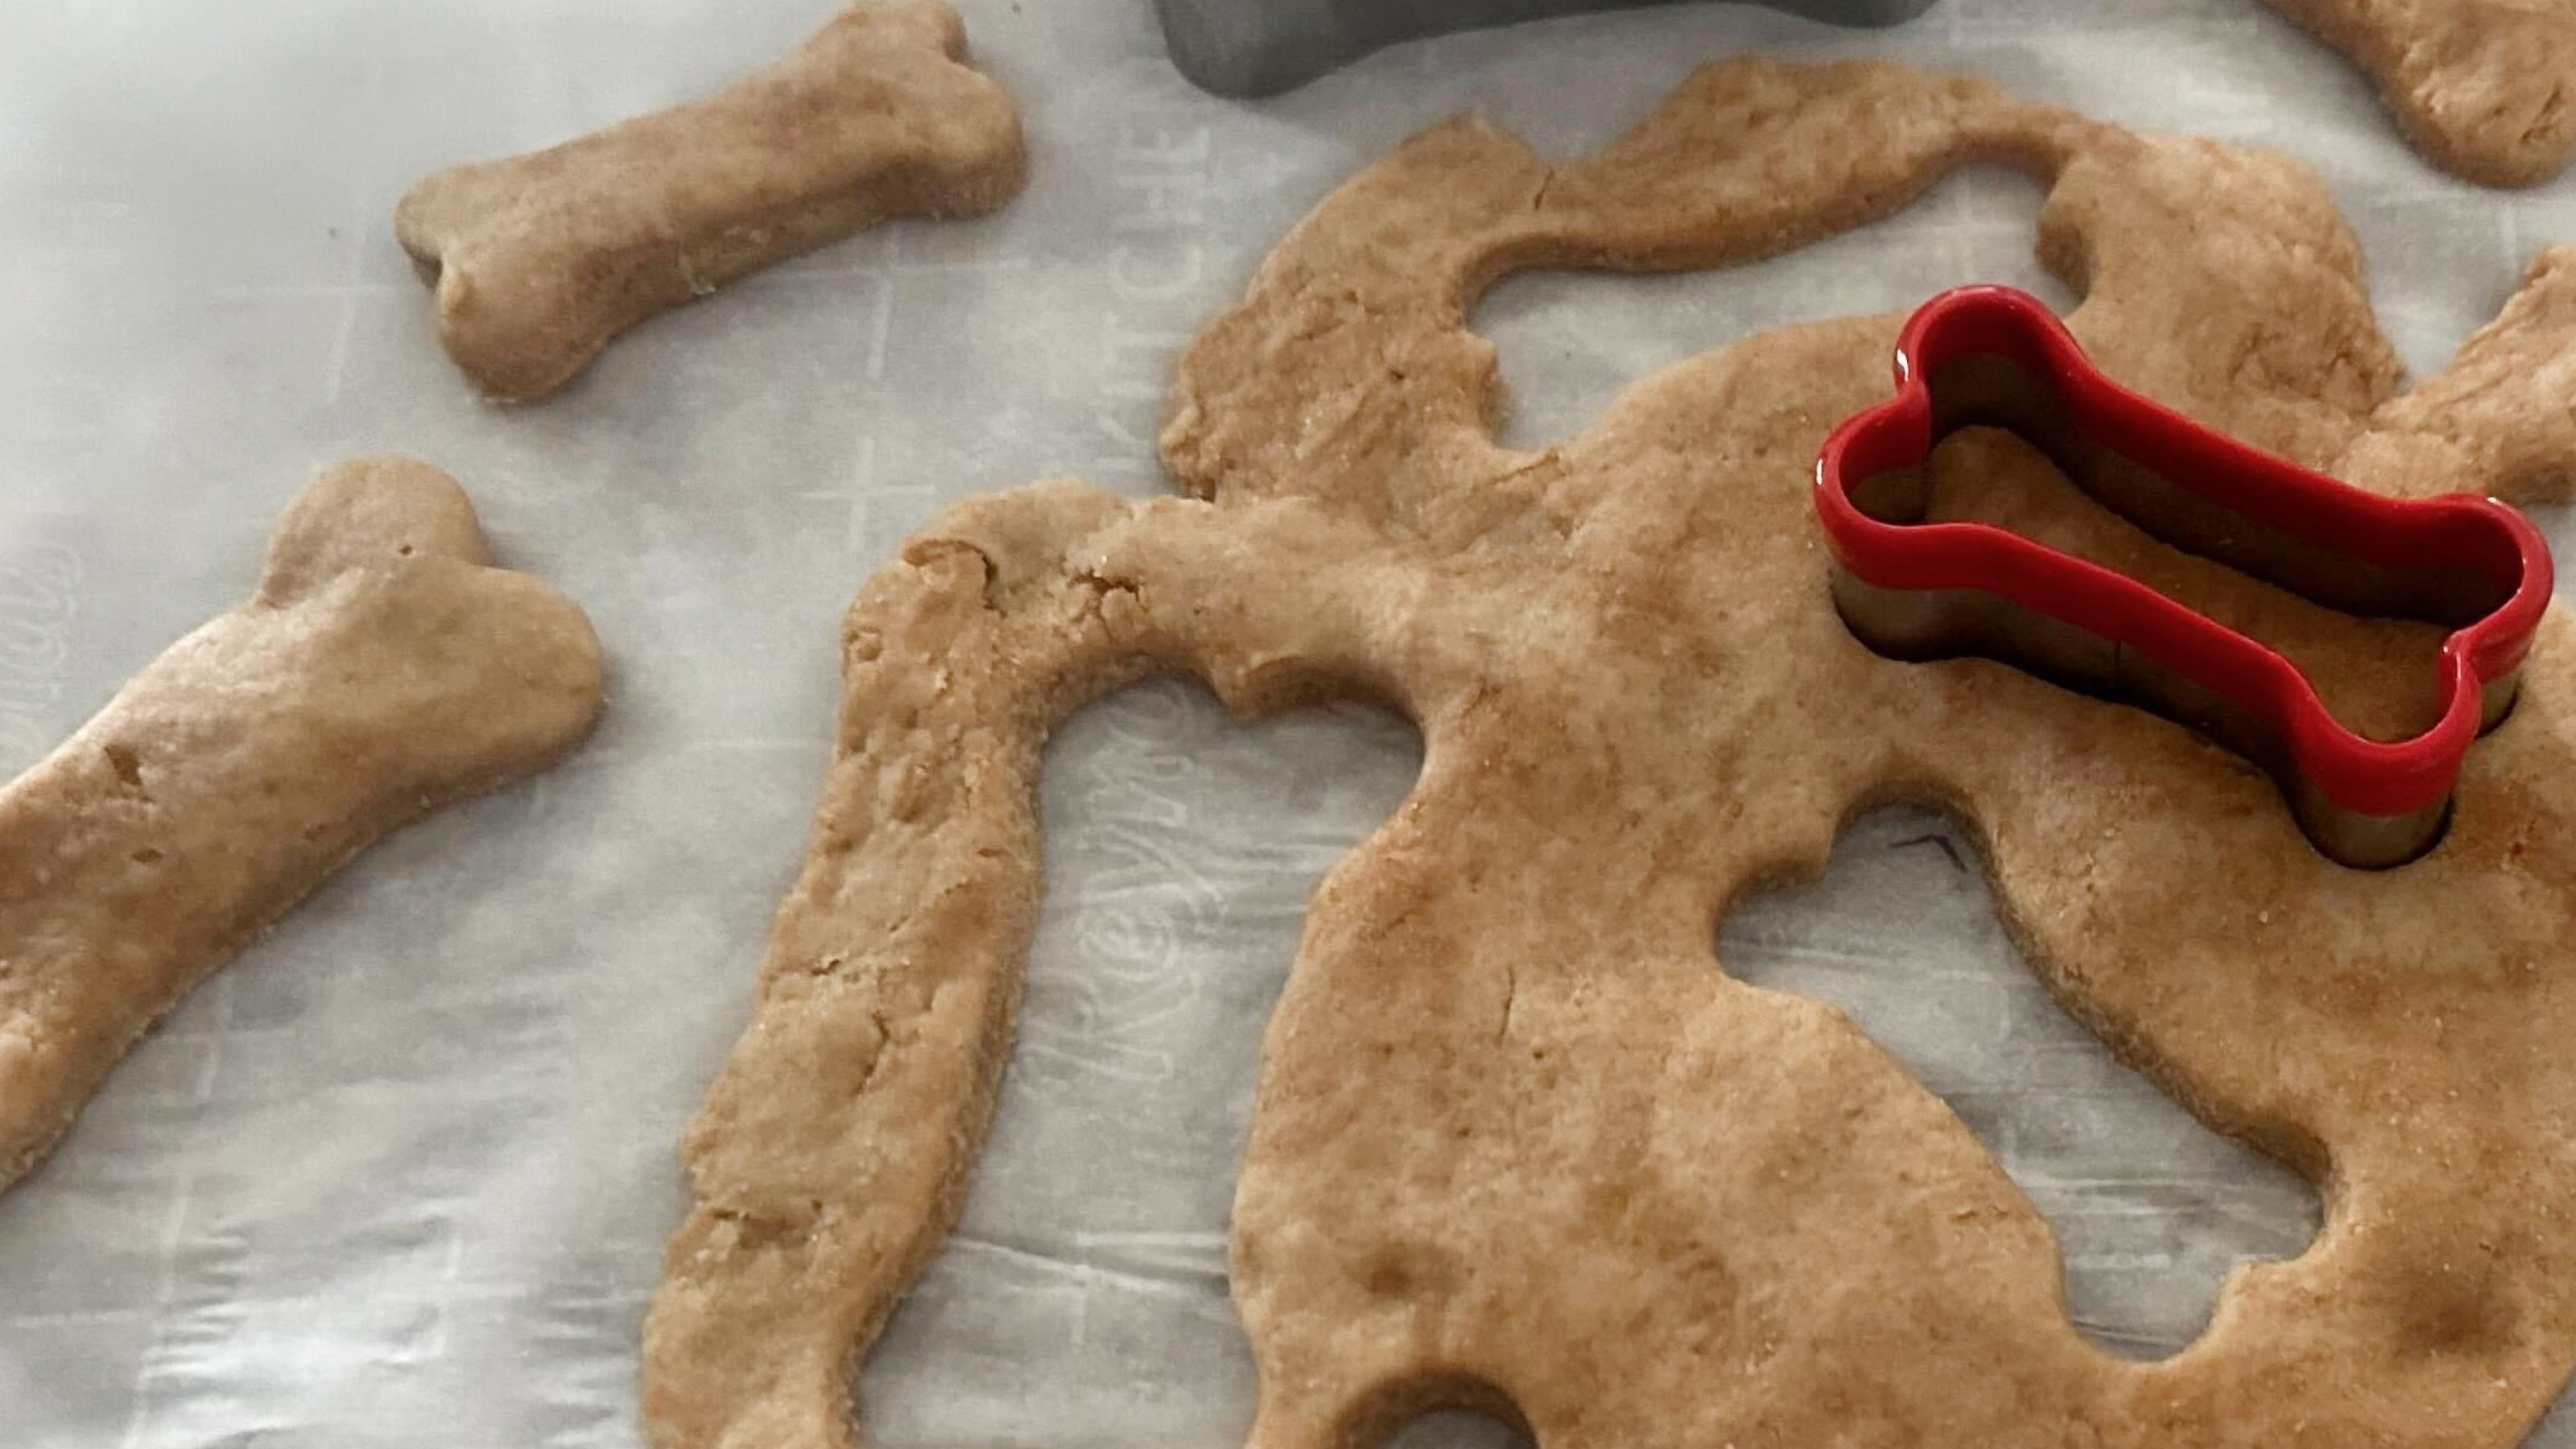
left=1812, top=285, right=2553, bottom=819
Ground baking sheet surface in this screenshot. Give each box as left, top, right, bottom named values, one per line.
left=2, top=0, right=2573, bottom=1443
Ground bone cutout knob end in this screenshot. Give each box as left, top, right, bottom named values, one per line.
left=0, top=458, right=605, bottom=1195
left=395, top=0, right=1027, bottom=403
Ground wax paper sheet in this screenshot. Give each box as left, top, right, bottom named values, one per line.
left=3, top=0, right=2574, bottom=1444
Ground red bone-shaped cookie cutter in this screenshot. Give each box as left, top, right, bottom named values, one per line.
left=1814, top=286, right=2552, bottom=869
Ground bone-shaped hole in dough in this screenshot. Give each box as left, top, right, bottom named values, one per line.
left=859, top=678, right=1423, bottom=1443
left=1472, top=168, right=2069, bottom=451
left=1718, top=805, right=2322, bottom=1360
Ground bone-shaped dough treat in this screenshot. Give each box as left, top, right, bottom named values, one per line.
left=2265, top=0, right=2576, bottom=186
left=646, top=56, right=2576, bottom=1449
left=394, top=0, right=1026, bottom=403
left=0, top=459, right=604, bottom=1193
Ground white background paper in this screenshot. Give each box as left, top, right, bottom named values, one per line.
left=2, top=0, right=2574, bottom=1444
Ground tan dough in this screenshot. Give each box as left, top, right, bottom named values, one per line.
left=394, top=0, right=1026, bottom=403
left=0, top=458, right=603, bottom=1194
left=2262, top=0, right=2576, bottom=186
left=644, top=59, right=2576, bottom=1449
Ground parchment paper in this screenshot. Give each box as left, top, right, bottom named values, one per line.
left=2, top=0, right=2573, bottom=1443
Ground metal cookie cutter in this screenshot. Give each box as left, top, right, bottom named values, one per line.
left=1154, top=0, right=1938, bottom=97
left=1813, top=286, right=2553, bottom=869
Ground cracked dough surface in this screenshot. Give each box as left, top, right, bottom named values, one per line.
left=644, top=58, right=2576, bottom=1449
